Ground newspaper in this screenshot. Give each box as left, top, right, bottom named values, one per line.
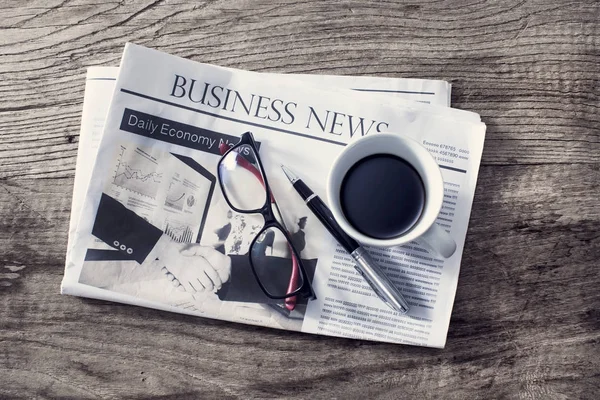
left=63, top=44, right=486, bottom=348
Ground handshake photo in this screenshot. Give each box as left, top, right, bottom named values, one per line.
left=88, top=193, right=233, bottom=299
left=153, top=234, right=232, bottom=294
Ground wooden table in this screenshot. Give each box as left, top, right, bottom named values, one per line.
left=1, top=1, right=598, bottom=398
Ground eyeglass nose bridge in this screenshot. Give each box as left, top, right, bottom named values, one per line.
left=269, top=201, right=287, bottom=226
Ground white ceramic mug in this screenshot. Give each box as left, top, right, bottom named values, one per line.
left=327, top=133, right=457, bottom=258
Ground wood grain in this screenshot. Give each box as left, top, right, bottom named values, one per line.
left=1, top=0, right=599, bottom=399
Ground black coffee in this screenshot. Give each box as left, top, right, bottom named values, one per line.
left=340, top=154, right=425, bottom=239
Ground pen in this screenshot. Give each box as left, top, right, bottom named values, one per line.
left=281, top=165, right=410, bottom=314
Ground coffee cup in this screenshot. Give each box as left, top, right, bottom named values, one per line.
left=327, top=133, right=457, bottom=258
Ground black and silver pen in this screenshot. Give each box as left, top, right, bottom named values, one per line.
left=281, top=165, right=410, bottom=314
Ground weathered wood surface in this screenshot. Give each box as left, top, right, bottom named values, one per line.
left=1, top=0, right=599, bottom=398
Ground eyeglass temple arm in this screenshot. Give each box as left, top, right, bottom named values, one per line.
left=219, top=143, right=299, bottom=309
left=284, top=251, right=300, bottom=310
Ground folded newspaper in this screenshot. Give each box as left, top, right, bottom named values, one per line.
left=63, top=44, right=486, bottom=348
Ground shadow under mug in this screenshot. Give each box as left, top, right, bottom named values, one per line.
left=327, top=133, right=457, bottom=258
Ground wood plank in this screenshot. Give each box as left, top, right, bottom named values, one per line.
left=1, top=0, right=599, bottom=398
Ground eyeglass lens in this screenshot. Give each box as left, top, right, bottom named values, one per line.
left=218, top=144, right=267, bottom=211
left=250, top=226, right=304, bottom=297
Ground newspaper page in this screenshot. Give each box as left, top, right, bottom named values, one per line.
left=63, top=44, right=485, bottom=348
left=66, top=66, right=451, bottom=266
left=67, top=68, right=118, bottom=266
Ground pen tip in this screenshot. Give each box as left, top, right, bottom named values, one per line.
left=280, top=165, right=299, bottom=183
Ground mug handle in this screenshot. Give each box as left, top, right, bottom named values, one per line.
left=419, top=223, right=457, bottom=258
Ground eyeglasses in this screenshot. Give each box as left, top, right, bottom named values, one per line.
left=217, top=131, right=316, bottom=302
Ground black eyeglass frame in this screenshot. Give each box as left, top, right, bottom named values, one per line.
left=217, top=131, right=316, bottom=300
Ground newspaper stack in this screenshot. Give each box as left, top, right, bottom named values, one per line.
left=62, top=44, right=486, bottom=348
